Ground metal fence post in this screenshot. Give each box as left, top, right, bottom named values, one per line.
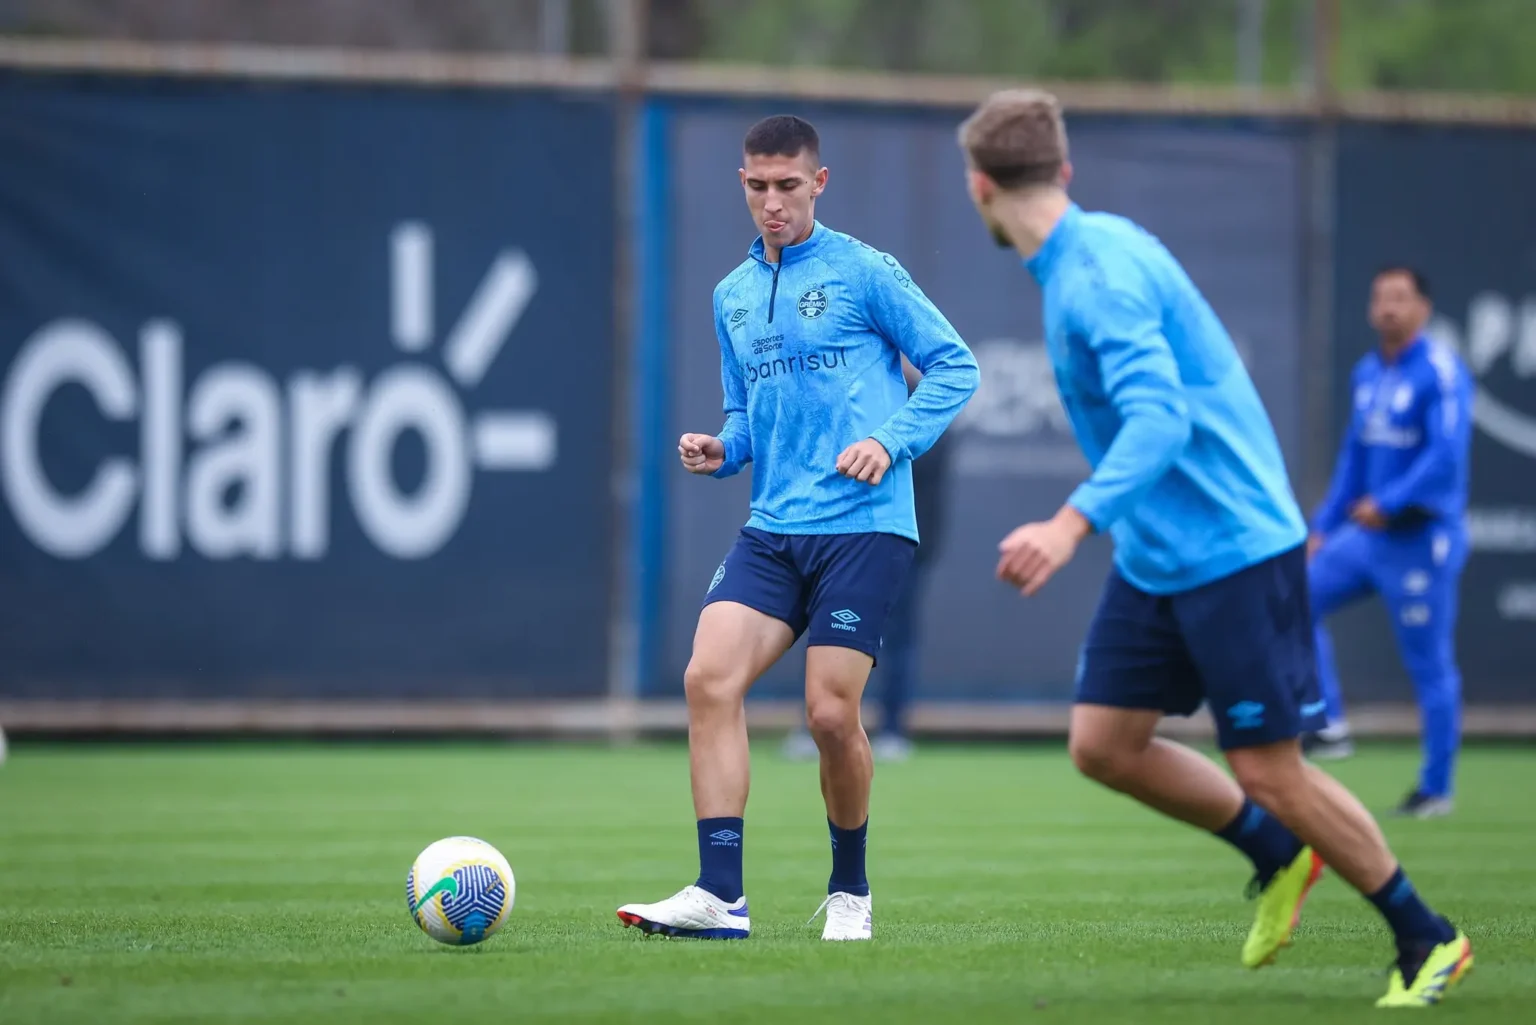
left=607, top=0, right=648, bottom=742
left=1300, top=0, right=1341, bottom=509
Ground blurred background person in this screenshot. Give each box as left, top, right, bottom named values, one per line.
left=1305, top=267, right=1473, bottom=819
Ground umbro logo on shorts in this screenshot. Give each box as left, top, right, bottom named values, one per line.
left=1227, top=701, right=1266, bottom=730
left=830, top=609, right=860, bottom=632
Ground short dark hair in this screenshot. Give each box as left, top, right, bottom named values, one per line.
left=743, top=115, right=820, bottom=162
left=1375, top=265, right=1431, bottom=300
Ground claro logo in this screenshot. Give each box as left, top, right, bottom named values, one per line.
left=1429, top=292, right=1536, bottom=459
left=0, top=223, right=556, bottom=561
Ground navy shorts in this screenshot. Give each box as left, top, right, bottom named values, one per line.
left=1075, top=545, right=1327, bottom=750
left=702, top=527, right=917, bottom=660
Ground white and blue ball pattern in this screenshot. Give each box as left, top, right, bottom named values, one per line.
left=406, top=836, right=515, bottom=945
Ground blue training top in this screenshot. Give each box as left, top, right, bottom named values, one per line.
left=1312, top=335, right=1473, bottom=536
left=1026, top=203, right=1307, bottom=594
left=710, top=221, right=979, bottom=543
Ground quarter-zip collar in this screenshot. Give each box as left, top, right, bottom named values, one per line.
left=749, top=220, right=828, bottom=323
left=749, top=220, right=830, bottom=266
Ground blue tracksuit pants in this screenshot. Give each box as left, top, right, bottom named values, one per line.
left=1309, top=522, right=1465, bottom=797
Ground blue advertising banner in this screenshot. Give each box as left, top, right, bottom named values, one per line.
left=0, top=73, right=615, bottom=698
left=647, top=99, right=1307, bottom=700
left=1330, top=122, right=1536, bottom=704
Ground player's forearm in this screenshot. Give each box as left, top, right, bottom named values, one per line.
left=1311, top=479, right=1356, bottom=535
left=1375, top=447, right=1455, bottom=516
left=1067, top=401, right=1191, bottom=531
left=870, top=354, right=979, bottom=462
left=711, top=412, right=753, bottom=479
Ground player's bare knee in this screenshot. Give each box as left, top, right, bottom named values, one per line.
left=683, top=657, right=745, bottom=710
left=805, top=693, right=861, bottom=744
left=1227, top=746, right=1306, bottom=817
left=1068, top=707, right=1159, bottom=788
left=1068, top=734, right=1133, bottom=789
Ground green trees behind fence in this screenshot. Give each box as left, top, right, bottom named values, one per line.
left=6, top=0, right=1536, bottom=96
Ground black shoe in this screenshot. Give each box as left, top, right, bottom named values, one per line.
left=1301, top=727, right=1354, bottom=761
left=1394, top=790, right=1454, bottom=819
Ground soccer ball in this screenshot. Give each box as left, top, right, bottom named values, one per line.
left=405, top=836, right=515, bottom=945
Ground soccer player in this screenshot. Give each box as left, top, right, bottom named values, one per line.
left=617, top=115, right=979, bottom=941
left=1304, top=267, right=1472, bottom=819
left=957, top=89, right=1472, bottom=1008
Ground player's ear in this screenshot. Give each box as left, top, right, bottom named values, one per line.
left=739, top=167, right=747, bottom=187
left=1059, top=162, right=1074, bottom=189
left=967, top=168, right=993, bottom=205
left=812, top=166, right=829, bottom=197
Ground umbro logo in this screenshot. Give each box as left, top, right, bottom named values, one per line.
left=1227, top=701, right=1266, bottom=730
left=830, top=609, right=860, bottom=633
left=729, top=308, right=749, bottom=329
left=708, top=829, right=741, bottom=845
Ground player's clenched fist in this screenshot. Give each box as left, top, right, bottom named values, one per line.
left=678, top=433, right=725, bottom=475
left=835, top=438, right=892, bottom=486
left=997, top=506, right=1092, bottom=597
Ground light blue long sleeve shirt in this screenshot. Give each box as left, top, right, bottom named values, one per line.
left=1312, top=336, right=1473, bottom=536
left=1026, top=203, right=1306, bottom=594
left=710, top=221, right=979, bottom=542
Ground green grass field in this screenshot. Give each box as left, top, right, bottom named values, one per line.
left=1, top=740, right=1531, bottom=1023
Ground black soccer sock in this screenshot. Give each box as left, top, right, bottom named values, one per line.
left=695, top=817, right=744, bottom=903
left=828, top=817, right=870, bottom=897
left=1214, top=798, right=1304, bottom=886
left=1368, top=866, right=1456, bottom=950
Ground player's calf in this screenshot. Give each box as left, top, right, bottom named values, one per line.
left=684, top=601, right=795, bottom=819
left=805, top=647, right=875, bottom=814
left=1227, top=744, right=1396, bottom=893
left=806, top=645, right=876, bottom=908
left=1067, top=706, right=1244, bottom=832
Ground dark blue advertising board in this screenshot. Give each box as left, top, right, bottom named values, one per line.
left=0, top=73, right=616, bottom=698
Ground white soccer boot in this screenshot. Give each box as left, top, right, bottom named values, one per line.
left=617, top=884, right=750, bottom=939
left=810, top=891, right=873, bottom=941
